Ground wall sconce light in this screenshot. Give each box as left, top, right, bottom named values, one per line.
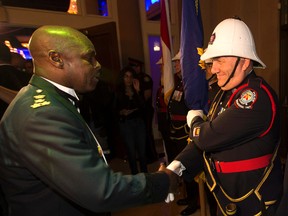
left=67, top=0, right=78, bottom=14
left=153, top=42, right=160, bottom=51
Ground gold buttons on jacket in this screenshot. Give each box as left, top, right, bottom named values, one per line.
left=225, top=203, right=237, bottom=215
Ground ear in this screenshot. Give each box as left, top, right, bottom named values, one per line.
left=48, top=51, right=64, bottom=68
left=242, top=58, right=252, bottom=71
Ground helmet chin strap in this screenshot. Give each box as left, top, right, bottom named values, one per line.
left=220, top=57, right=240, bottom=88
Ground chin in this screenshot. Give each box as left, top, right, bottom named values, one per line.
left=78, top=85, right=96, bottom=93
left=87, top=85, right=97, bottom=92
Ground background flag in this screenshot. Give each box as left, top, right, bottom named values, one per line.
left=160, top=0, right=174, bottom=105
left=180, top=0, right=208, bottom=112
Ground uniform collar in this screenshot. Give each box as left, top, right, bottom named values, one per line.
left=41, top=77, right=79, bottom=100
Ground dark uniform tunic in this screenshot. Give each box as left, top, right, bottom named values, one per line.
left=205, top=74, right=219, bottom=216
left=156, top=85, right=174, bottom=163
left=176, top=71, right=283, bottom=215
left=168, top=79, right=190, bottom=158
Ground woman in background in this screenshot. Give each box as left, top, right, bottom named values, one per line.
left=115, top=66, right=148, bottom=174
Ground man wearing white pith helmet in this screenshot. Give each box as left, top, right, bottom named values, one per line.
left=166, top=17, right=283, bottom=215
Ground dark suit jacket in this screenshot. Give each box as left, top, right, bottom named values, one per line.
left=0, top=75, right=169, bottom=216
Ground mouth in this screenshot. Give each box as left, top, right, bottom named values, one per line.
left=92, top=71, right=100, bottom=79
left=90, top=73, right=99, bottom=84
left=216, top=73, right=226, bottom=79
left=92, top=76, right=99, bottom=82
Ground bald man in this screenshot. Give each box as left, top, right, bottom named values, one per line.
left=0, top=26, right=178, bottom=216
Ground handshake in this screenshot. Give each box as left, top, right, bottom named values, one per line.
left=158, top=161, right=185, bottom=202
left=157, top=109, right=204, bottom=202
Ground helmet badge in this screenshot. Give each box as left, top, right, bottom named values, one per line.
left=208, top=33, right=216, bottom=45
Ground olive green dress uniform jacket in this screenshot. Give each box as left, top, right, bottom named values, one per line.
left=0, top=75, right=169, bottom=216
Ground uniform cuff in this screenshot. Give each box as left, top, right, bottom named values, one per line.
left=167, top=160, right=186, bottom=176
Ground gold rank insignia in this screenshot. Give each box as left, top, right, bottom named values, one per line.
left=97, top=144, right=103, bottom=157
left=30, top=89, right=51, bottom=109
left=193, top=127, right=201, bottom=137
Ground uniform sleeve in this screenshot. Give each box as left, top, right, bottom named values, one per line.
left=174, top=141, right=204, bottom=182
left=190, top=85, right=275, bottom=152
left=14, top=104, right=169, bottom=212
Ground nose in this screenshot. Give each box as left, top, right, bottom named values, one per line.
left=94, top=61, right=101, bottom=70
left=210, top=62, right=218, bottom=74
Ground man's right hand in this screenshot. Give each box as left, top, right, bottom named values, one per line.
left=158, top=163, right=179, bottom=194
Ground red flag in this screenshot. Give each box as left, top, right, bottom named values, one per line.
left=160, top=0, right=174, bottom=105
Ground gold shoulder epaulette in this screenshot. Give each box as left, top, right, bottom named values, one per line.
left=30, top=89, right=51, bottom=109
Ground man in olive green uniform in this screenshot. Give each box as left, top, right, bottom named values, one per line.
left=0, top=25, right=178, bottom=216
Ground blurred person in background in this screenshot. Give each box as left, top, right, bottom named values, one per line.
left=129, top=57, right=158, bottom=163
left=155, top=58, right=175, bottom=164
left=114, top=66, right=148, bottom=174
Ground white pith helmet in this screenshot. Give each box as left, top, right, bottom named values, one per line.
left=201, top=18, right=266, bottom=69
left=203, top=48, right=212, bottom=64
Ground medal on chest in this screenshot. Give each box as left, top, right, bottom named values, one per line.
left=172, top=90, right=183, bottom=102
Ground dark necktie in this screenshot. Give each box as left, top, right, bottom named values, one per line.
left=55, top=88, right=80, bottom=111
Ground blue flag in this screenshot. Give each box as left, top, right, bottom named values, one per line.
left=180, top=0, right=208, bottom=113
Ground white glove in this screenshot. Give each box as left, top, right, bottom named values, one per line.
left=186, top=110, right=204, bottom=128
left=165, top=193, right=175, bottom=203
left=165, top=160, right=186, bottom=203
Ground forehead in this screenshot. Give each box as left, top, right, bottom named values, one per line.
left=124, top=71, right=133, bottom=76
left=212, top=56, right=237, bottom=62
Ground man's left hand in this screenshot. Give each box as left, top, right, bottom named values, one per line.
left=186, top=110, right=204, bottom=128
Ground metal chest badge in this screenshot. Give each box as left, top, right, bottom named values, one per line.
left=172, top=90, right=183, bottom=102
left=235, top=89, right=257, bottom=109
left=193, top=127, right=201, bottom=137
left=30, top=89, right=51, bottom=109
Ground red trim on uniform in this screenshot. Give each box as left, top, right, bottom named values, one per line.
left=259, top=84, right=276, bottom=137
left=214, top=154, right=272, bottom=173
left=227, top=83, right=248, bottom=107
left=170, top=115, right=186, bottom=121
left=227, top=81, right=276, bottom=138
